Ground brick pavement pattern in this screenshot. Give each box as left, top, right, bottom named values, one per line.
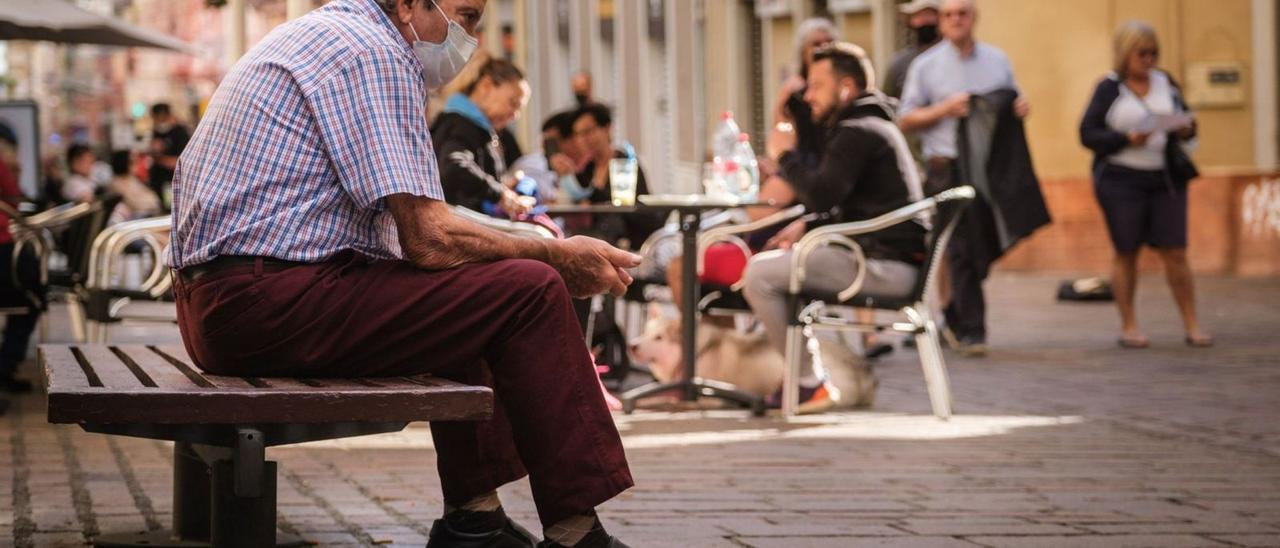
left=1, top=274, right=1278, bottom=547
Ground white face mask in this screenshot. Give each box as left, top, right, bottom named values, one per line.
left=409, top=0, right=479, bottom=90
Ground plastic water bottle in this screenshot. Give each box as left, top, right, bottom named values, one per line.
left=704, top=112, right=743, bottom=198
left=712, top=111, right=742, bottom=161
left=732, top=133, right=759, bottom=201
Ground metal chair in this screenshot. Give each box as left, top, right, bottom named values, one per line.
left=0, top=202, right=48, bottom=324
left=70, top=215, right=174, bottom=343
left=779, top=186, right=976, bottom=419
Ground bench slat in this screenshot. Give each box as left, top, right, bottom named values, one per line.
left=152, top=345, right=256, bottom=390
left=75, top=345, right=148, bottom=390
left=45, top=345, right=494, bottom=425
left=40, top=346, right=93, bottom=390
left=117, top=346, right=205, bottom=390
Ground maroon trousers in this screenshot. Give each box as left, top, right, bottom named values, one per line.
left=173, top=251, right=633, bottom=527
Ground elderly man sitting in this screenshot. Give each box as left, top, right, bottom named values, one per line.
left=167, top=0, right=635, bottom=546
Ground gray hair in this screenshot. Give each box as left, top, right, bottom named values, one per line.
left=793, top=17, right=841, bottom=59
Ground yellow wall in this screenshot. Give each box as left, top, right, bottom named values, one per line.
left=978, top=0, right=1256, bottom=178
left=765, top=16, right=798, bottom=118
left=839, top=12, right=874, bottom=57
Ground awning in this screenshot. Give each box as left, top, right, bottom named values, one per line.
left=0, top=0, right=198, bottom=54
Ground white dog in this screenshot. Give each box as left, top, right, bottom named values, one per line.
left=627, top=306, right=783, bottom=398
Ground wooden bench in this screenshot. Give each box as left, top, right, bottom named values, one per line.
left=42, top=344, right=493, bottom=547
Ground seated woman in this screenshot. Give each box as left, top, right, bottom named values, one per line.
left=431, top=57, right=531, bottom=217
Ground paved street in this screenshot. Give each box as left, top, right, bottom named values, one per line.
left=2, top=272, right=1278, bottom=547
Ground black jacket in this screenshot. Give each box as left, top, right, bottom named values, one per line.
left=779, top=92, right=927, bottom=264
left=1079, top=72, right=1198, bottom=184
left=955, top=88, right=1050, bottom=269
left=430, top=112, right=523, bottom=213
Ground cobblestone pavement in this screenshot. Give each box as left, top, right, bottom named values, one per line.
left=2, top=273, right=1278, bottom=547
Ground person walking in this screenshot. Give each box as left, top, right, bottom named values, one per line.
left=1079, top=21, right=1212, bottom=349
left=897, top=0, right=1032, bottom=357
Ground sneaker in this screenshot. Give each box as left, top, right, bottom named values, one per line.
left=764, top=382, right=835, bottom=414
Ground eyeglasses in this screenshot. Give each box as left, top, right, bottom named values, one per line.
left=1136, top=48, right=1159, bottom=58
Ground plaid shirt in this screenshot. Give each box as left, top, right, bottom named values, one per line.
left=167, top=0, right=441, bottom=269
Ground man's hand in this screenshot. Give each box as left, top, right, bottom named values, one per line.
left=940, top=92, right=971, bottom=118
left=1128, top=131, right=1151, bottom=147
left=547, top=236, right=642, bottom=298
left=766, top=123, right=798, bottom=162
left=772, top=75, right=806, bottom=123
left=780, top=75, right=806, bottom=99
left=549, top=153, right=577, bottom=176
left=1014, top=96, right=1031, bottom=119
left=764, top=218, right=807, bottom=250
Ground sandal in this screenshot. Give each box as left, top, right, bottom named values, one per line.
left=1117, top=335, right=1150, bottom=349
left=1185, top=334, right=1214, bottom=348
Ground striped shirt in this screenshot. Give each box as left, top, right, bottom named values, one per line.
left=167, top=0, right=442, bottom=269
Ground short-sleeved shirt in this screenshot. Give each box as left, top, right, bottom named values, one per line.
left=1104, top=70, right=1177, bottom=171
left=167, top=0, right=442, bottom=269
left=898, top=41, right=1018, bottom=160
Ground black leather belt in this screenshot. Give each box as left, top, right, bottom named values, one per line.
left=178, top=256, right=307, bottom=283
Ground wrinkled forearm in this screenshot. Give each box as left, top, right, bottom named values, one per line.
left=387, top=194, right=552, bottom=271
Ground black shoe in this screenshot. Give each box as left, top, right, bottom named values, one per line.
left=957, top=336, right=987, bottom=358
left=0, top=376, right=33, bottom=394
left=865, top=342, right=895, bottom=360
left=536, top=520, right=629, bottom=548
left=426, top=512, right=538, bottom=548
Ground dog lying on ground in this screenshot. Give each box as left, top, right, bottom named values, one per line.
left=627, top=306, right=783, bottom=397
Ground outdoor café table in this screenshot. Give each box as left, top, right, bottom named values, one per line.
left=545, top=196, right=768, bottom=415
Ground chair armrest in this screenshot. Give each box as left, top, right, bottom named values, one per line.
left=87, top=216, right=172, bottom=298
left=785, top=186, right=977, bottom=301
left=696, top=204, right=805, bottom=275
left=21, top=202, right=97, bottom=229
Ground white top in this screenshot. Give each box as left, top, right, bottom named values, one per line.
left=898, top=41, right=1019, bottom=160
left=1105, top=70, right=1178, bottom=171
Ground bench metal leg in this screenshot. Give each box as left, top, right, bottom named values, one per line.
left=174, top=442, right=212, bottom=540
left=94, top=440, right=306, bottom=548
left=212, top=460, right=277, bottom=547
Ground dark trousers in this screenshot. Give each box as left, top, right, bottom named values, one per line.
left=174, top=251, right=633, bottom=527
left=927, top=158, right=988, bottom=341
left=943, top=235, right=988, bottom=341
left=1, top=242, right=43, bottom=378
